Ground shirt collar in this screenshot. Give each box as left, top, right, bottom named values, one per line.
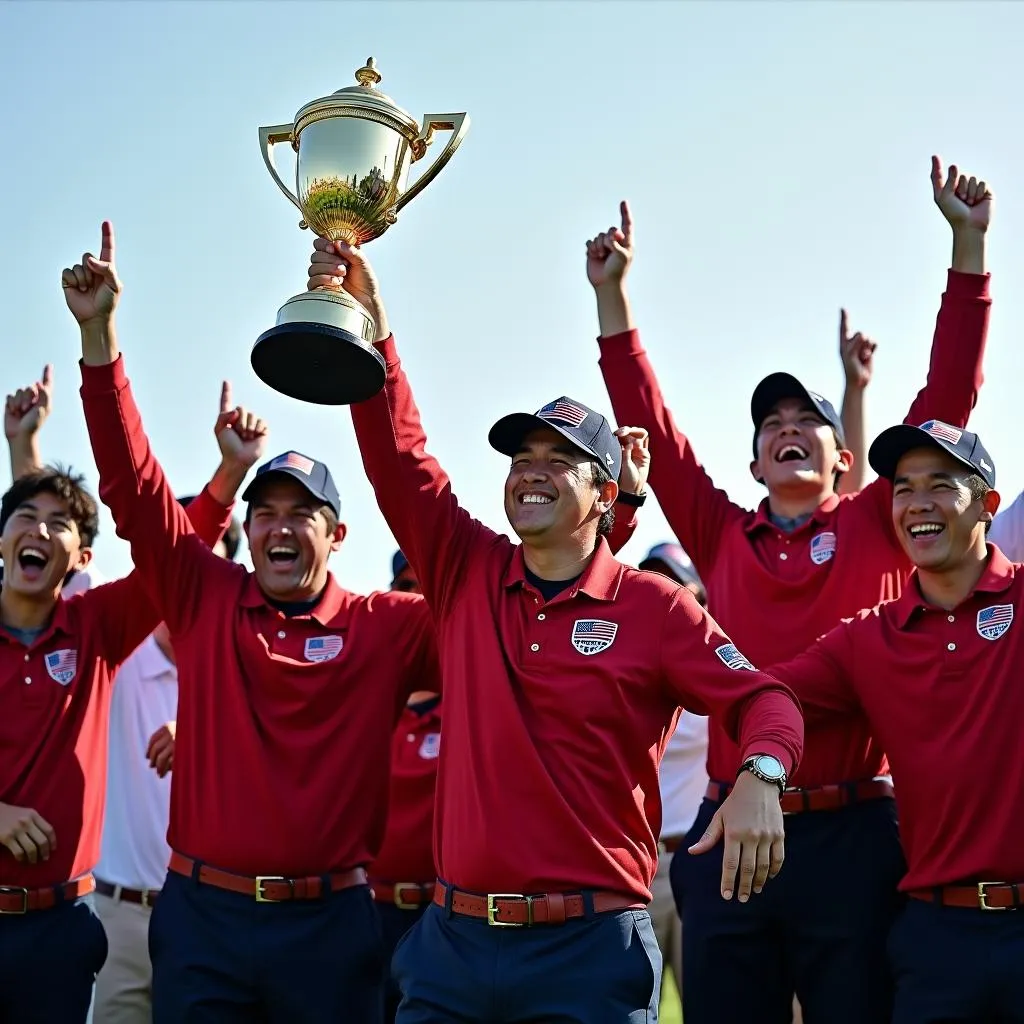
left=239, top=572, right=353, bottom=626
left=744, top=494, right=841, bottom=536
left=893, top=544, right=1016, bottom=629
left=502, top=538, right=624, bottom=603
left=0, top=595, right=72, bottom=648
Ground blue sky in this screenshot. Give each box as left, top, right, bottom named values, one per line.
left=1, top=0, right=1020, bottom=591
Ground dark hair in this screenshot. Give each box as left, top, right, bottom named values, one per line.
left=177, top=494, right=242, bottom=561
left=966, top=474, right=993, bottom=535
left=0, top=465, right=99, bottom=548
left=591, top=461, right=616, bottom=537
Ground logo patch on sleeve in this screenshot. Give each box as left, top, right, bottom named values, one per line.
left=304, top=635, right=344, bottom=662
left=419, top=732, right=441, bottom=759
left=714, top=643, right=756, bottom=671
left=977, top=604, right=1013, bottom=641
left=45, top=649, right=78, bottom=685
left=571, top=619, right=618, bottom=655
left=809, top=531, right=837, bottom=565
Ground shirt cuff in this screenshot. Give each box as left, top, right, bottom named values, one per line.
left=375, top=334, right=399, bottom=368
left=597, top=328, right=643, bottom=357
left=740, top=741, right=794, bottom=778
left=79, top=354, right=127, bottom=393
left=946, top=267, right=991, bottom=297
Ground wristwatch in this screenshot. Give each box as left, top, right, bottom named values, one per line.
left=616, top=490, right=647, bottom=508
left=738, top=754, right=787, bottom=795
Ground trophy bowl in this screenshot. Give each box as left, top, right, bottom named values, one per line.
left=253, top=58, right=469, bottom=405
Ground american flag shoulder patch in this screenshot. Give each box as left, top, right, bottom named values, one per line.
left=571, top=618, right=618, bottom=655
left=539, top=400, right=589, bottom=428
left=810, top=531, right=837, bottom=565
left=977, top=604, right=1013, bottom=641
left=920, top=420, right=963, bottom=445
left=269, top=452, right=315, bottom=476
left=715, top=643, right=756, bottom=672
left=304, top=635, right=344, bottom=662
left=45, top=648, right=78, bottom=685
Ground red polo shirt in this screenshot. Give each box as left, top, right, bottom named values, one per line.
left=369, top=697, right=442, bottom=885
left=350, top=336, right=802, bottom=901
left=597, top=269, right=990, bottom=787
left=770, top=547, right=1024, bottom=890
left=0, top=488, right=231, bottom=889
left=79, top=357, right=440, bottom=877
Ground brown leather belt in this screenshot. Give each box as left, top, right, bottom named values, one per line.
left=433, top=880, right=643, bottom=927
left=661, top=836, right=685, bottom=854
left=169, top=852, right=366, bottom=902
left=909, top=882, right=1024, bottom=912
left=706, top=777, right=894, bottom=814
left=370, top=880, right=435, bottom=909
left=96, top=878, right=160, bottom=908
left=0, top=874, right=95, bottom=914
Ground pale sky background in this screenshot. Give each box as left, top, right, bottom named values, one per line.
left=0, top=0, right=1020, bottom=591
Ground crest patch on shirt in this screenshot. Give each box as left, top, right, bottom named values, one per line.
left=304, top=635, right=344, bottom=662
left=571, top=619, right=618, bottom=655
left=419, top=732, right=441, bottom=759
left=715, top=643, right=756, bottom=672
left=809, top=531, right=837, bottom=565
left=45, top=649, right=77, bottom=685
left=976, top=604, right=1013, bottom=641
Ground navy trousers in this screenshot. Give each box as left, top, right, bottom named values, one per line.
left=0, top=892, right=107, bottom=1023
left=149, top=869, right=385, bottom=1023
left=889, top=897, right=1024, bottom=1022
left=392, top=894, right=662, bottom=1022
left=672, top=795, right=905, bottom=1024
left=377, top=901, right=428, bottom=1023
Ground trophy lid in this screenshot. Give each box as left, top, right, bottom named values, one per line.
left=293, top=58, right=420, bottom=139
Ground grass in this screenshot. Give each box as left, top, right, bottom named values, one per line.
left=660, top=967, right=683, bottom=1023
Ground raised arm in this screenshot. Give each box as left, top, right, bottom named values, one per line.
left=5, top=364, right=53, bottom=480
left=307, top=238, right=495, bottom=614
left=589, top=202, right=745, bottom=578
left=605, top=426, right=649, bottom=557
left=837, top=310, right=876, bottom=495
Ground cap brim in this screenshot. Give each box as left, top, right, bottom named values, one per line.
left=868, top=424, right=975, bottom=482
left=750, top=372, right=820, bottom=429
left=241, top=468, right=333, bottom=512
left=488, top=412, right=604, bottom=466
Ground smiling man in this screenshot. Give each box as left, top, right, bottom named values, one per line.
left=63, top=224, right=440, bottom=1024
left=768, top=420, right=1023, bottom=1023
left=588, top=155, right=993, bottom=1024
left=307, top=235, right=803, bottom=1023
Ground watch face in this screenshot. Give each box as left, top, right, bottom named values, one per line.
left=754, top=755, right=785, bottom=780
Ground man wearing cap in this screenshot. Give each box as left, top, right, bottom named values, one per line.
left=369, top=551, right=441, bottom=1024
left=307, top=236, right=803, bottom=1022
left=770, top=419, right=1022, bottom=1023
left=65, top=224, right=440, bottom=1024
left=637, top=544, right=710, bottom=1015
left=587, top=156, right=993, bottom=1023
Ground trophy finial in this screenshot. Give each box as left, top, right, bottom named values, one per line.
left=355, top=58, right=382, bottom=88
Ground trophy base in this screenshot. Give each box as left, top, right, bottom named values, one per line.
left=251, top=290, right=386, bottom=405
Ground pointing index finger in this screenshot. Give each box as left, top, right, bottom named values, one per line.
left=41, top=364, right=54, bottom=388
left=619, top=200, right=634, bottom=245
left=839, top=308, right=848, bottom=342
left=100, top=221, right=115, bottom=263
left=220, top=381, right=232, bottom=414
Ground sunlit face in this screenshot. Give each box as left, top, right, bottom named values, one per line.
left=391, top=565, right=420, bottom=594
left=0, top=491, right=91, bottom=602
left=891, top=447, right=998, bottom=571
left=751, top=398, right=848, bottom=494
left=244, top=476, right=345, bottom=601
left=503, top=427, right=615, bottom=543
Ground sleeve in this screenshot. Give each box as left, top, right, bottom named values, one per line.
left=79, top=357, right=237, bottom=636
left=606, top=500, right=639, bottom=557
left=989, top=489, right=1024, bottom=562
left=660, top=590, right=804, bottom=775
left=598, top=330, right=746, bottom=577
left=393, top=594, right=442, bottom=698
left=348, top=336, right=497, bottom=616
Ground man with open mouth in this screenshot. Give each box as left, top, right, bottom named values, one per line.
left=588, top=154, right=993, bottom=1024
left=769, top=420, right=1021, bottom=1023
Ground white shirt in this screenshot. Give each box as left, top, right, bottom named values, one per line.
left=990, top=489, right=1024, bottom=563
left=95, top=635, right=177, bottom=890
left=660, top=712, right=710, bottom=838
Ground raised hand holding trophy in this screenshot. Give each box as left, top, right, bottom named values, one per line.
left=254, top=59, right=469, bottom=404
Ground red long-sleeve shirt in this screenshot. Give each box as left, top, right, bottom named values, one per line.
left=350, top=335, right=802, bottom=901
left=598, top=269, right=990, bottom=787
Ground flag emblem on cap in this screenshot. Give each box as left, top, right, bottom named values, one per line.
left=810, top=531, right=837, bottom=565
left=539, top=400, right=589, bottom=428
left=419, top=733, right=441, bottom=760
left=304, top=635, right=344, bottom=662
left=977, top=604, right=1013, bottom=641
left=715, top=643, right=756, bottom=671
left=269, top=452, right=315, bottom=476
left=571, top=618, right=618, bottom=655
left=921, top=421, right=963, bottom=445
left=45, top=648, right=77, bottom=685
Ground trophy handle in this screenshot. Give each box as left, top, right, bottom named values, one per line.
left=259, top=124, right=303, bottom=215
left=396, top=112, right=470, bottom=213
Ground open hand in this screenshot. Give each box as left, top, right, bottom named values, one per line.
left=214, top=381, right=268, bottom=470
left=62, top=221, right=122, bottom=325
left=5, top=365, right=54, bottom=441
left=586, top=201, right=634, bottom=289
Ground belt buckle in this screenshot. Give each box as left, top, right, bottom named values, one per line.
left=254, top=876, right=288, bottom=903
left=0, top=885, right=29, bottom=914
left=977, top=882, right=1006, bottom=912
left=139, top=889, right=154, bottom=909
left=486, top=893, right=533, bottom=927
left=393, top=883, right=422, bottom=911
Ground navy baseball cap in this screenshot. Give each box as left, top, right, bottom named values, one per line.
left=639, top=542, right=704, bottom=591
left=488, top=397, right=622, bottom=480
left=241, top=450, right=342, bottom=517
left=750, top=372, right=845, bottom=458
left=868, top=420, right=996, bottom=488
left=391, top=549, right=409, bottom=579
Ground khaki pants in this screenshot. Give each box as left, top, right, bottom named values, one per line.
left=94, top=892, right=153, bottom=1024
left=649, top=851, right=683, bottom=996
